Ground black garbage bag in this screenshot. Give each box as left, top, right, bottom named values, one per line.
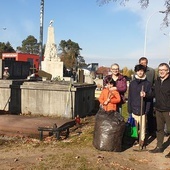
left=93, top=109, right=125, bottom=152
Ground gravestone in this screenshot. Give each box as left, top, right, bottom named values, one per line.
left=41, top=20, right=63, bottom=79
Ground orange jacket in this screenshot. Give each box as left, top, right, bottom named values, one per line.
left=99, top=88, right=121, bottom=111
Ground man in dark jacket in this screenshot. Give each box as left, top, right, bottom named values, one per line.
left=128, top=64, right=152, bottom=148
left=149, top=63, right=170, bottom=158
left=139, top=57, right=156, bottom=136
left=139, top=57, right=155, bottom=86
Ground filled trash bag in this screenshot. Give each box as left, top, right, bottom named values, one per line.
left=93, top=109, right=125, bottom=152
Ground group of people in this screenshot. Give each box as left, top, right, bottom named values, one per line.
left=98, top=57, right=170, bottom=158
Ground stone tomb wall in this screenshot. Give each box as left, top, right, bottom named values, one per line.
left=0, top=80, right=96, bottom=118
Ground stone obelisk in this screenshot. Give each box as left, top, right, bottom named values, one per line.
left=41, top=20, right=63, bottom=79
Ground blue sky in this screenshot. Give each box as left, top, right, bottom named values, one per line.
left=0, top=0, right=170, bottom=69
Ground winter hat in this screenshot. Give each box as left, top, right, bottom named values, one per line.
left=4, top=67, right=9, bottom=70
left=134, top=64, right=146, bottom=73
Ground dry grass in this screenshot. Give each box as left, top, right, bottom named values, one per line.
left=0, top=112, right=169, bottom=170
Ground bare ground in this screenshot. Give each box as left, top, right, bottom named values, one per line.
left=0, top=116, right=169, bottom=170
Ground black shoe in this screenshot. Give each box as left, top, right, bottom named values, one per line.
left=150, top=132, right=156, bottom=138
left=164, top=132, right=170, bottom=137
left=165, top=152, right=170, bottom=158
left=149, top=147, right=164, bottom=153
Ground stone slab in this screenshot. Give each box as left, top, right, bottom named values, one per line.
left=41, top=60, right=63, bottom=79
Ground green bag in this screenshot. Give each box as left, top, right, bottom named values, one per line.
left=131, top=126, right=138, bottom=138
left=126, top=114, right=138, bottom=138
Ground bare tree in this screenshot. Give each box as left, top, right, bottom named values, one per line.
left=97, top=0, right=170, bottom=27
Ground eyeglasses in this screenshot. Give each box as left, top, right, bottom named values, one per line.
left=111, top=68, right=119, bottom=71
left=158, top=69, right=168, bottom=72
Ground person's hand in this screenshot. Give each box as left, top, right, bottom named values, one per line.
left=140, top=91, right=146, bottom=97
left=100, top=104, right=103, bottom=109
left=108, top=91, right=114, bottom=99
left=109, top=87, right=117, bottom=91
left=103, top=98, right=110, bottom=105
left=103, top=101, right=107, bottom=105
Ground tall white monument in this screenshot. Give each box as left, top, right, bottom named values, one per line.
left=41, top=20, right=63, bottom=79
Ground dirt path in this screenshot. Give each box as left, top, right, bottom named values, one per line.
left=0, top=116, right=169, bottom=170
